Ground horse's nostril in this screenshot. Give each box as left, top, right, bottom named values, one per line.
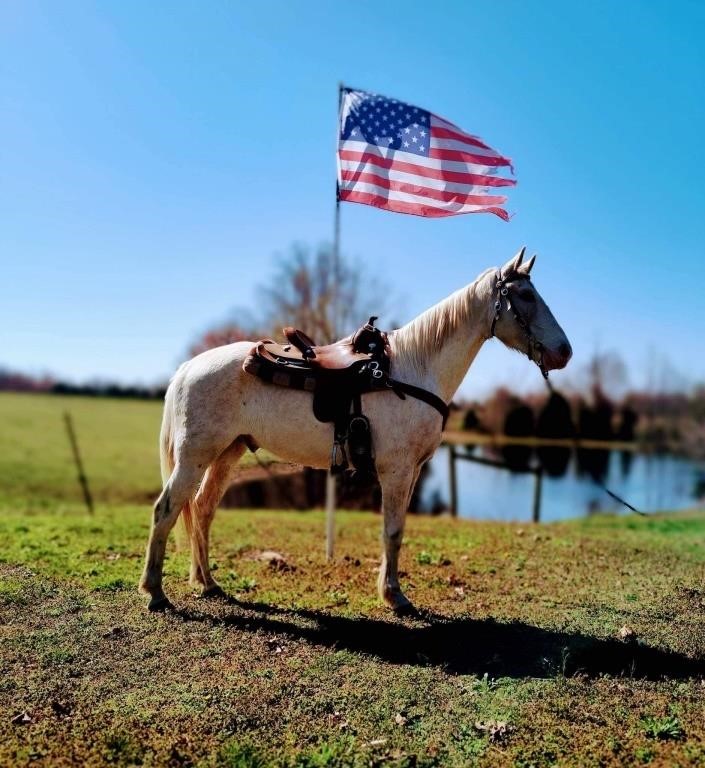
left=558, top=342, right=572, bottom=359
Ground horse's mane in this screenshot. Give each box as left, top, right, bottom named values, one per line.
left=392, top=267, right=495, bottom=371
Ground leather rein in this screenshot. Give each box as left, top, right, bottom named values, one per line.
left=394, top=270, right=555, bottom=427
left=485, top=270, right=645, bottom=515
left=389, top=270, right=553, bottom=427
left=489, top=270, right=552, bottom=388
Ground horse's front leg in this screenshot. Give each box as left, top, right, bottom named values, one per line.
left=377, top=466, right=420, bottom=612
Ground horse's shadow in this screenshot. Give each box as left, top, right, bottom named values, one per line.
left=173, top=597, right=704, bottom=680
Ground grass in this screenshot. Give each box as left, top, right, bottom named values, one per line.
left=0, top=392, right=267, bottom=504
left=2, top=392, right=705, bottom=764
left=1, top=501, right=705, bottom=767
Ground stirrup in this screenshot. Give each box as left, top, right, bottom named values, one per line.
left=347, top=415, right=375, bottom=478
left=330, top=440, right=348, bottom=475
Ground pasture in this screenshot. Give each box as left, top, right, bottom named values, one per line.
left=2, top=392, right=705, bottom=766
left=0, top=393, right=267, bottom=504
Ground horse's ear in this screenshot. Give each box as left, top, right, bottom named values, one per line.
left=517, top=254, right=536, bottom=276
left=501, top=246, right=526, bottom=276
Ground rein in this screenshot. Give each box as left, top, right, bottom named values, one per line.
left=488, top=269, right=642, bottom=515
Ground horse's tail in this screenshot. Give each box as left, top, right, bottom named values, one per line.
left=159, top=382, right=176, bottom=484
left=158, top=375, right=195, bottom=543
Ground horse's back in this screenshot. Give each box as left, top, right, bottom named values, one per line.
left=163, top=342, right=254, bottom=446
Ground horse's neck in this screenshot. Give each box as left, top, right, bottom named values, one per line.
left=390, top=273, right=492, bottom=404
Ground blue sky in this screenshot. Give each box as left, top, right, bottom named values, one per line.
left=2, top=1, right=704, bottom=397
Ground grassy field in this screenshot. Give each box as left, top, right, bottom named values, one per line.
left=0, top=392, right=265, bottom=504
left=2, top=501, right=705, bottom=767
left=2, top=392, right=705, bottom=766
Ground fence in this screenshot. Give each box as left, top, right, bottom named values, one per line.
left=443, top=431, right=637, bottom=521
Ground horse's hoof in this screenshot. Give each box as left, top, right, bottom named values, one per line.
left=148, top=596, right=174, bottom=612
left=382, top=588, right=416, bottom=615
left=393, top=602, right=420, bottom=618
left=198, top=585, right=228, bottom=600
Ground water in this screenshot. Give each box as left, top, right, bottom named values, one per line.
left=421, top=447, right=705, bottom=522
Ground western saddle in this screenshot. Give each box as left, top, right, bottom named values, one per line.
left=243, top=317, right=449, bottom=478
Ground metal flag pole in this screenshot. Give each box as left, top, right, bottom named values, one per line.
left=325, top=82, right=344, bottom=561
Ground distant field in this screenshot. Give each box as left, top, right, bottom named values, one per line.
left=0, top=393, right=264, bottom=504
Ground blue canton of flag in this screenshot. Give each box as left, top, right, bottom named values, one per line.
left=341, top=93, right=431, bottom=158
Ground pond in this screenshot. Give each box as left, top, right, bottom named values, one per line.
left=420, top=446, right=705, bottom=523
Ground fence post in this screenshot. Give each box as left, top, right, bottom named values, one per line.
left=448, top=444, right=458, bottom=517
left=532, top=467, right=543, bottom=523
left=63, top=411, right=94, bottom=515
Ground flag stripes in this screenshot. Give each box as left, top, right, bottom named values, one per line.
left=338, top=89, right=515, bottom=219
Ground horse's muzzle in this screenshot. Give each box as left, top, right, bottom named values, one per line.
left=543, top=342, right=572, bottom=371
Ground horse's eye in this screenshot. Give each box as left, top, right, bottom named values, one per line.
left=518, top=289, right=535, bottom=303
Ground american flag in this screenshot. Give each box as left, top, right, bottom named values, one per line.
left=337, top=88, right=516, bottom=220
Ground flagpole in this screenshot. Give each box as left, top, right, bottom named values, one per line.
left=332, top=81, right=343, bottom=336
left=326, top=81, right=344, bottom=562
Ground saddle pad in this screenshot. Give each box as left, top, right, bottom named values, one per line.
left=243, top=343, right=318, bottom=392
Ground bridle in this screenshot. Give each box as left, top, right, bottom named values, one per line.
left=486, top=266, right=645, bottom=515
left=489, top=270, right=552, bottom=387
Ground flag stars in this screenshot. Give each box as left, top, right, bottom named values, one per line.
left=342, top=93, right=432, bottom=157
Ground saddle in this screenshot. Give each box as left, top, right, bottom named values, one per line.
left=243, top=317, right=449, bottom=478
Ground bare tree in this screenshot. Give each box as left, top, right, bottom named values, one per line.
left=260, top=243, right=389, bottom=344
left=188, top=323, right=257, bottom=358
left=586, top=349, right=629, bottom=400
left=187, top=242, right=392, bottom=355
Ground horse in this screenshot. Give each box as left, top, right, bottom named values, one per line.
left=139, top=247, right=572, bottom=612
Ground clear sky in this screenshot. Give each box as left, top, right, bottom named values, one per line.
left=2, top=1, right=704, bottom=397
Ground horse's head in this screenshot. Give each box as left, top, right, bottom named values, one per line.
left=488, top=247, right=572, bottom=373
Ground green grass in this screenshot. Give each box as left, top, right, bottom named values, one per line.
left=0, top=392, right=267, bottom=504
left=1, top=501, right=705, bottom=767
left=3, top=392, right=705, bottom=765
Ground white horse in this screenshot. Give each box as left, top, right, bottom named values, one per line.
left=140, top=248, right=571, bottom=612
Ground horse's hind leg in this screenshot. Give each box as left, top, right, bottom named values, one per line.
left=188, top=439, right=247, bottom=598
left=139, top=461, right=204, bottom=611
